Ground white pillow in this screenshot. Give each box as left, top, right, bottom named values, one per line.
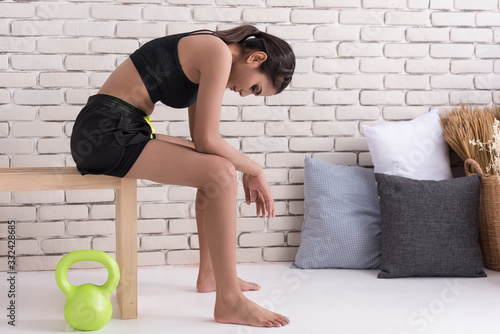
left=362, top=110, right=453, bottom=180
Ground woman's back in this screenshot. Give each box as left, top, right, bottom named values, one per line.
left=98, top=31, right=227, bottom=115
left=98, top=58, right=155, bottom=114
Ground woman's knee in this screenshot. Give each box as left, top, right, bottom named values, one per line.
left=202, top=156, right=237, bottom=192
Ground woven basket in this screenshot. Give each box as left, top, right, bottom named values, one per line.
left=465, top=158, right=500, bottom=271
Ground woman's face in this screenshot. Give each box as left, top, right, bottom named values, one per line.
left=227, top=51, right=277, bottom=97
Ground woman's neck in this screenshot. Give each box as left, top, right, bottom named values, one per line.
left=228, top=43, right=244, bottom=65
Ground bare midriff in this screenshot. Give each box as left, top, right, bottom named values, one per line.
left=98, top=58, right=155, bottom=115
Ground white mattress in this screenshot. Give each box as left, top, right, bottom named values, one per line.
left=4, top=262, right=499, bottom=334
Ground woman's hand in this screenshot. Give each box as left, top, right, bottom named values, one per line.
left=242, top=171, right=275, bottom=218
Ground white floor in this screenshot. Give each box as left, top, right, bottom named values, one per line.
left=1, top=262, right=500, bottom=334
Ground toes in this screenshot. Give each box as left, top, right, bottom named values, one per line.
left=238, top=278, right=261, bottom=291
left=277, top=315, right=290, bottom=327
left=270, top=321, right=281, bottom=328
left=243, top=282, right=260, bottom=291
left=269, top=315, right=289, bottom=327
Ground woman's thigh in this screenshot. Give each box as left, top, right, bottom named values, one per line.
left=154, top=133, right=195, bottom=149
left=124, top=138, right=236, bottom=190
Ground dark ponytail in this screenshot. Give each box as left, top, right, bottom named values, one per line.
left=216, top=25, right=295, bottom=94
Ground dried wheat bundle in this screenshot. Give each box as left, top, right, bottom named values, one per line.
left=494, top=104, right=500, bottom=120
left=439, top=104, right=497, bottom=174
left=491, top=119, right=500, bottom=176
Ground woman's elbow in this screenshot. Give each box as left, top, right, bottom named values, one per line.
left=193, top=137, right=217, bottom=154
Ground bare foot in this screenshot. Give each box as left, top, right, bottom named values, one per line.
left=214, top=293, right=290, bottom=327
left=197, top=275, right=260, bottom=293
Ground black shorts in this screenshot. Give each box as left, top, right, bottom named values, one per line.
left=70, top=94, right=155, bottom=178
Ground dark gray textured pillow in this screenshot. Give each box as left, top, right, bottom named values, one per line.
left=375, top=173, right=486, bottom=278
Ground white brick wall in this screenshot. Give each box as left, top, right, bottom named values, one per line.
left=0, top=0, right=499, bottom=270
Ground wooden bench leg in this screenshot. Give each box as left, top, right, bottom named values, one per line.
left=115, top=178, right=138, bottom=319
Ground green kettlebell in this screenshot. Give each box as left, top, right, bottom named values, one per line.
left=55, top=250, right=120, bottom=331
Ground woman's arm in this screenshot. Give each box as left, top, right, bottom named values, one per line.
left=189, top=102, right=262, bottom=176
left=186, top=37, right=274, bottom=217
left=189, top=101, right=274, bottom=217
left=187, top=39, right=262, bottom=176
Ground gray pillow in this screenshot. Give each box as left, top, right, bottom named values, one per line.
left=292, top=157, right=381, bottom=269
left=375, top=173, right=486, bottom=278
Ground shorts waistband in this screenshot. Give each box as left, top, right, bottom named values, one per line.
left=87, top=94, right=147, bottom=121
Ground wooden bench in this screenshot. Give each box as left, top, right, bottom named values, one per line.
left=0, top=167, right=138, bottom=319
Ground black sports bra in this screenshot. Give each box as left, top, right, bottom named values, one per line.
left=129, top=30, right=222, bottom=109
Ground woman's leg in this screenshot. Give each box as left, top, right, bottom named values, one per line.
left=195, top=188, right=260, bottom=292
left=151, top=135, right=260, bottom=293
left=125, top=138, right=289, bottom=327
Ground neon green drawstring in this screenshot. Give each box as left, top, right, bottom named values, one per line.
left=144, top=115, right=155, bottom=139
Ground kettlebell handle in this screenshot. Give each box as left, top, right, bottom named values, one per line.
left=55, top=250, right=120, bottom=297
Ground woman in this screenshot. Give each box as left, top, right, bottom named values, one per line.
left=70, top=24, right=295, bottom=327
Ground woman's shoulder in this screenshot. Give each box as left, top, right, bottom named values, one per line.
left=183, top=32, right=229, bottom=54
left=180, top=32, right=232, bottom=67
